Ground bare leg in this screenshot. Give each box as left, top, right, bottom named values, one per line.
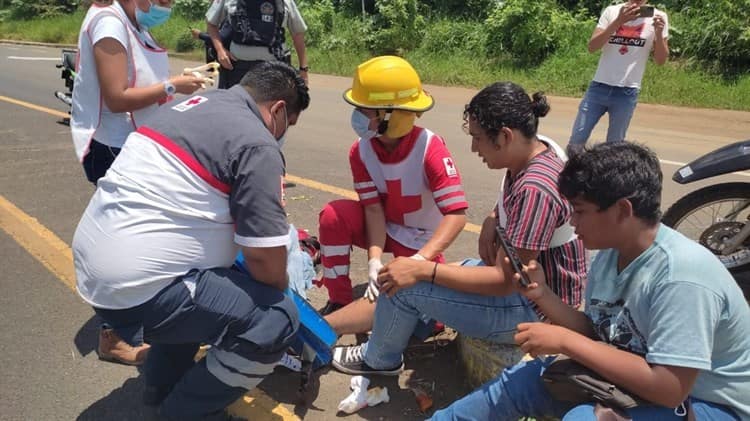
left=324, top=298, right=376, bottom=336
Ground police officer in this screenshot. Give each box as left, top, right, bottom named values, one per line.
left=206, top=0, right=309, bottom=88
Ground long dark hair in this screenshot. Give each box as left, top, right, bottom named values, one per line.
left=463, top=82, right=550, bottom=142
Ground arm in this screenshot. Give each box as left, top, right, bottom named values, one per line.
left=241, top=245, right=288, bottom=290
left=517, top=324, right=699, bottom=407
left=588, top=3, right=640, bottom=52
left=207, top=21, right=234, bottom=70
left=93, top=39, right=203, bottom=113
left=652, top=14, right=669, bottom=65
left=290, top=31, right=308, bottom=82
left=364, top=202, right=387, bottom=261
left=415, top=210, right=466, bottom=260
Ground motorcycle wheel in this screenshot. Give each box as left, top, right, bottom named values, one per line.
left=662, top=182, right=750, bottom=299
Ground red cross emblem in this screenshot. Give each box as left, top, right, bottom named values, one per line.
left=384, top=179, right=422, bottom=224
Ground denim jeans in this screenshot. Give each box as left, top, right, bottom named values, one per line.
left=364, top=259, right=539, bottom=370
left=569, top=81, right=640, bottom=147
left=428, top=357, right=741, bottom=420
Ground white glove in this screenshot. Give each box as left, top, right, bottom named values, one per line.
left=410, top=253, right=426, bottom=261
left=364, top=258, right=384, bottom=302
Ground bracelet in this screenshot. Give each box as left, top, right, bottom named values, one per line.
left=298, top=65, right=309, bottom=72
left=430, top=261, right=438, bottom=284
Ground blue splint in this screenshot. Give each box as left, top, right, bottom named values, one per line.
left=233, top=252, right=336, bottom=368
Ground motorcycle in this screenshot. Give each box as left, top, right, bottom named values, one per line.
left=662, top=139, right=750, bottom=299
left=54, top=48, right=77, bottom=125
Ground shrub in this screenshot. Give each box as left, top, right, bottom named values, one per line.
left=484, top=0, right=593, bottom=66
left=369, top=0, right=425, bottom=54
left=420, top=19, right=486, bottom=55
left=6, top=0, right=78, bottom=20
left=173, top=0, right=210, bottom=21
left=669, top=0, right=750, bottom=75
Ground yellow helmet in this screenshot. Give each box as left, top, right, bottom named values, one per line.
left=343, top=56, right=434, bottom=112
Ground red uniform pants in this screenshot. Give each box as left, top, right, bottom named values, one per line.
left=318, top=199, right=444, bottom=305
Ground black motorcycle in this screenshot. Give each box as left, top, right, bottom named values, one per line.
left=662, top=140, right=750, bottom=299
left=54, top=48, right=77, bottom=125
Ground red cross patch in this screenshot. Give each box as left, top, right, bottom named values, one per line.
left=172, top=96, right=208, bottom=112
left=443, top=157, right=457, bottom=177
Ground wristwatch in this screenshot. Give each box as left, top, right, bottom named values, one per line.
left=163, top=81, right=176, bottom=96
left=298, top=65, right=309, bottom=72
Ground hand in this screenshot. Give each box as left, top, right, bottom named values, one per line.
left=169, top=74, right=205, bottom=95
left=514, top=322, right=573, bottom=357
left=377, top=256, right=428, bottom=297
left=652, top=14, right=665, bottom=35
left=478, top=216, right=497, bottom=265
left=364, top=258, right=384, bottom=302
left=499, top=257, right=548, bottom=302
left=217, top=49, right=236, bottom=70
left=616, top=2, right=641, bottom=25
left=299, top=68, right=309, bottom=84
left=189, top=28, right=201, bottom=40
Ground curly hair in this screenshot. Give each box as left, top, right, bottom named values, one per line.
left=463, top=82, right=550, bottom=141
left=239, top=60, right=310, bottom=115
left=558, top=142, right=663, bottom=224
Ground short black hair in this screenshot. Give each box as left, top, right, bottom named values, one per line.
left=463, top=82, right=550, bottom=140
left=239, top=61, right=310, bottom=115
left=558, top=142, right=663, bottom=224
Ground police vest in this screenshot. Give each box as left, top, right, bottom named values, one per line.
left=230, top=0, right=284, bottom=48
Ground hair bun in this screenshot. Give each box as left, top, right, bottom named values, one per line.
left=531, top=92, right=550, bottom=118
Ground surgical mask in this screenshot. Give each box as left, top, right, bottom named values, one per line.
left=136, top=2, right=172, bottom=29
left=351, top=109, right=378, bottom=140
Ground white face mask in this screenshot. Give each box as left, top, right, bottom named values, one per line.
left=351, top=109, right=378, bottom=140
left=270, top=104, right=289, bottom=147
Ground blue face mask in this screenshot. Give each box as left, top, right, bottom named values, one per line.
left=351, top=109, right=378, bottom=140
left=136, top=3, right=172, bottom=29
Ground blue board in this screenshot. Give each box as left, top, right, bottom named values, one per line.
left=234, top=252, right=336, bottom=368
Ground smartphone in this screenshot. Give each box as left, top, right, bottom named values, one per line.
left=639, top=5, right=655, bottom=18
left=495, top=225, right=531, bottom=287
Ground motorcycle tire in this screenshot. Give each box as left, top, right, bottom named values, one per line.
left=662, top=182, right=750, bottom=300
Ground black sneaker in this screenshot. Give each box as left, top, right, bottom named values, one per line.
left=331, top=344, right=403, bottom=376
left=319, top=300, right=345, bottom=316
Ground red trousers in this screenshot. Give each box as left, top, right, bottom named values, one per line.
left=318, top=199, right=444, bottom=305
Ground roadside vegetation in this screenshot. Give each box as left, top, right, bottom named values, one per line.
left=1, top=0, right=749, bottom=110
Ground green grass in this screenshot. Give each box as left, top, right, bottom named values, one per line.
left=2, top=12, right=749, bottom=111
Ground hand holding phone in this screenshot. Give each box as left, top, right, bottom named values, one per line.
left=639, top=5, right=655, bottom=18
left=496, top=225, right=531, bottom=287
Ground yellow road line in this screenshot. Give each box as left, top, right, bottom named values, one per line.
left=0, top=194, right=299, bottom=421
left=0, top=94, right=69, bottom=119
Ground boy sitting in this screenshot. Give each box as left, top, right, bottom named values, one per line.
left=429, top=142, right=750, bottom=420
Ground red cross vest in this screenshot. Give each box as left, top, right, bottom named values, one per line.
left=358, top=127, right=444, bottom=250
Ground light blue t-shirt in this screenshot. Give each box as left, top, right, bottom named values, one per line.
left=586, top=224, right=750, bottom=420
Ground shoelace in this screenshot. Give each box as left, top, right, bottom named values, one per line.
left=343, top=345, right=365, bottom=364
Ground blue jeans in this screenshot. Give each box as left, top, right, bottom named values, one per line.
left=569, top=81, right=640, bottom=146
left=428, top=357, right=741, bottom=420
left=364, top=259, right=539, bottom=370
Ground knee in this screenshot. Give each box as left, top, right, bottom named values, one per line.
left=319, top=200, right=360, bottom=232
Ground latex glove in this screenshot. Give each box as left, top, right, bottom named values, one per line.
left=364, top=258, right=384, bottom=302
left=410, top=253, right=426, bottom=261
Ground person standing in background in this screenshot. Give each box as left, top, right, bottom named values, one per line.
left=567, top=0, right=668, bottom=156
left=206, top=0, right=309, bottom=88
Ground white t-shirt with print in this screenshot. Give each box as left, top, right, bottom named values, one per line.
left=592, top=4, right=669, bottom=89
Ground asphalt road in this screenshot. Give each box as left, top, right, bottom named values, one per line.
left=1, top=42, right=749, bottom=421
